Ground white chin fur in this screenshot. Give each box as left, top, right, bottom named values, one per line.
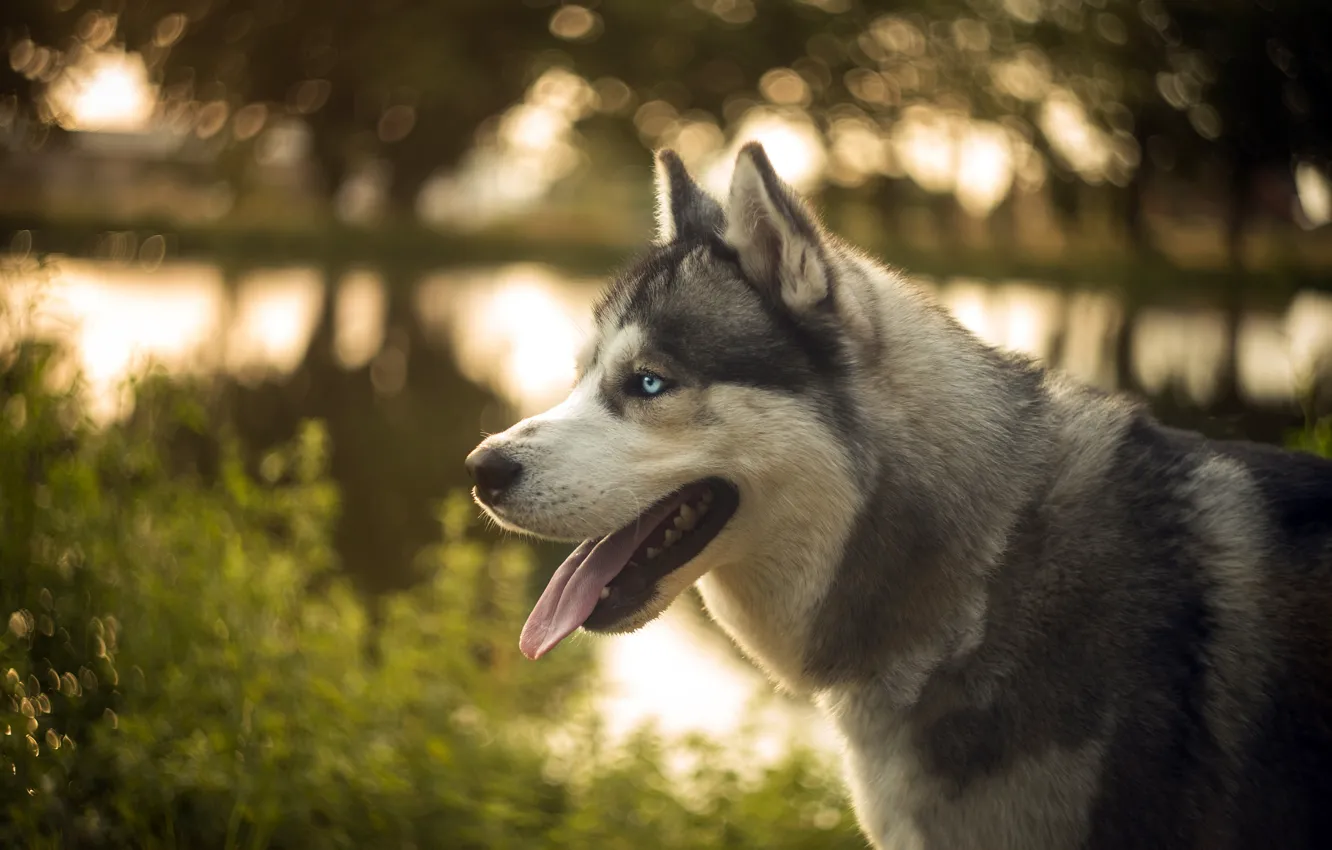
left=472, top=496, right=590, bottom=543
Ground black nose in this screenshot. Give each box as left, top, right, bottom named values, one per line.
left=465, top=446, right=523, bottom=505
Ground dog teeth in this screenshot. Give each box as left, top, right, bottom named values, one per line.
left=599, top=587, right=610, bottom=600
left=676, top=504, right=698, bottom=530
left=641, top=493, right=719, bottom=562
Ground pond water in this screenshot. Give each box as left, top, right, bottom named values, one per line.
left=6, top=253, right=1332, bottom=760
left=14, top=257, right=1331, bottom=421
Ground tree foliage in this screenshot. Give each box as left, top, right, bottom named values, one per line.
left=3, top=0, right=1329, bottom=222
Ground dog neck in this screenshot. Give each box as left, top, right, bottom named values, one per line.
left=699, top=265, right=1055, bottom=699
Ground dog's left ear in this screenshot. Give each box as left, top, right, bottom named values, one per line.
left=654, top=149, right=725, bottom=244
left=723, top=142, right=831, bottom=313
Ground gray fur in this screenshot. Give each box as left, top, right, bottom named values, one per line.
left=469, top=145, right=1332, bottom=849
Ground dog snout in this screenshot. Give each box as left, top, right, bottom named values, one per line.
left=465, top=445, right=524, bottom=506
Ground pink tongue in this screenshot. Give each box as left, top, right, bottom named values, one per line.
left=519, top=496, right=685, bottom=660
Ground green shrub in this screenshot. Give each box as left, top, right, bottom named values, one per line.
left=1289, top=416, right=1332, bottom=459
left=0, top=312, right=860, bottom=848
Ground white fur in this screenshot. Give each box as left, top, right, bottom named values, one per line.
left=474, top=319, right=864, bottom=681
left=691, top=385, right=862, bottom=691
left=818, top=689, right=930, bottom=850
left=653, top=155, right=677, bottom=244
left=475, top=324, right=696, bottom=542
left=724, top=148, right=830, bottom=312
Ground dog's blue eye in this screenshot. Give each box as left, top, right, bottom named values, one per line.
left=639, top=374, right=665, bottom=395
left=629, top=372, right=670, bottom=398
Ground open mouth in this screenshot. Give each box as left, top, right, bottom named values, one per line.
left=519, top=477, right=739, bottom=660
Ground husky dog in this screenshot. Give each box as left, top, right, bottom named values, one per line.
left=465, top=143, right=1332, bottom=849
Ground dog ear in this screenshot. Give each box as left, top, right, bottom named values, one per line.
left=723, top=142, right=831, bottom=313
left=654, top=149, right=724, bottom=244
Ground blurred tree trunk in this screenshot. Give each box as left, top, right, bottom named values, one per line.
left=987, top=190, right=1018, bottom=254
left=1113, top=294, right=1143, bottom=399
left=1123, top=119, right=1160, bottom=257
left=308, top=130, right=354, bottom=215
left=1213, top=155, right=1253, bottom=417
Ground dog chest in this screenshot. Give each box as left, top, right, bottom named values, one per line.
left=823, top=691, right=1104, bottom=850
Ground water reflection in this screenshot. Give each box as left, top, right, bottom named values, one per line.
left=417, top=265, right=602, bottom=416
left=333, top=270, right=387, bottom=370
left=6, top=255, right=1332, bottom=752
left=20, top=259, right=226, bottom=420
left=224, top=267, right=323, bottom=377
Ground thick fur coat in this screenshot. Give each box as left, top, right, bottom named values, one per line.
left=467, top=144, right=1332, bottom=849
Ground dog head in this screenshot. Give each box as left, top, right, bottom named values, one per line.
left=468, top=143, right=876, bottom=659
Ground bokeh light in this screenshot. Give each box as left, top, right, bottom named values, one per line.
left=48, top=51, right=156, bottom=133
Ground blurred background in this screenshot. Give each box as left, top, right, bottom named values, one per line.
left=1, top=0, right=1330, bottom=845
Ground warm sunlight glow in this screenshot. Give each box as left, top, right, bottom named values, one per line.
left=1286, top=291, right=1332, bottom=385
left=493, top=286, right=581, bottom=407
left=892, top=106, right=958, bottom=194
left=990, top=49, right=1053, bottom=102
left=955, top=122, right=1015, bottom=216
left=596, top=608, right=839, bottom=764
left=1132, top=310, right=1228, bottom=405
left=422, top=266, right=593, bottom=415
left=419, top=69, right=595, bottom=229
left=24, top=261, right=224, bottom=421
left=826, top=116, right=891, bottom=186
left=1040, top=89, right=1113, bottom=182
left=225, top=270, right=324, bottom=377
left=700, top=110, right=827, bottom=196
left=1060, top=292, right=1121, bottom=387
left=1238, top=315, right=1296, bottom=403
left=937, top=280, right=1064, bottom=364
left=49, top=50, right=156, bottom=133
left=988, top=283, right=1061, bottom=360
left=1295, top=162, right=1331, bottom=228
left=937, top=279, right=993, bottom=339
left=881, top=109, right=1025, bottom=211
left=334, top=271, right=387, bottom=369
